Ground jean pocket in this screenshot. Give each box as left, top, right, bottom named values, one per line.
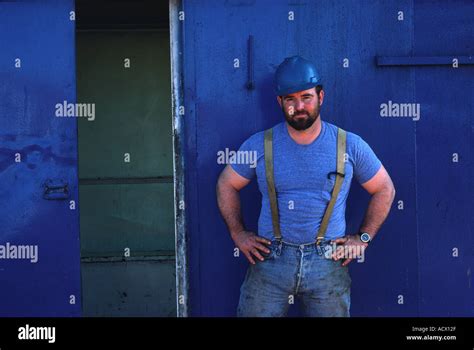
left=260, top=244, right=277, bottom=261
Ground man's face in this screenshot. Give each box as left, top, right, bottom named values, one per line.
left=277, top=87, right=323, bottom=131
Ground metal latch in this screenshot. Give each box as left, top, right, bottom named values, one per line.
left=43, top=179, right=70, bottom=200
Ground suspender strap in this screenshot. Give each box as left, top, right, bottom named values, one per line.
left=316, top=128, right=346, bottom=244
left=264, top=128, right=282, bottom=240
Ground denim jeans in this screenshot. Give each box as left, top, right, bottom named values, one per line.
left=237, top=240, right=351, bottom=317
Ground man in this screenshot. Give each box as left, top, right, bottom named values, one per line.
left=216, top=56, right=395, bottom=317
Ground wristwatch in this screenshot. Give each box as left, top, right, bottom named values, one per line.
left=358, top=231, right=372, bottom=244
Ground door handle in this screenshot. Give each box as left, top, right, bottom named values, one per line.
left=246, top=35, right=255, bottom=90
left=43, top=179, right=70, bottom=200
left=376, top=55, right=474, bottom=66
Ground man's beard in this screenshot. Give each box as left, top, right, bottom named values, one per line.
left=283, top=103, right=321, bottom=131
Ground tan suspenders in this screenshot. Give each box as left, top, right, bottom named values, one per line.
left=264, top=128, right=282, bottom=240
left=264, top=126, right=347, bottom=245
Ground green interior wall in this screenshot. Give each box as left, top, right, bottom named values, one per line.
left=77, top=31, right=175, bottom=316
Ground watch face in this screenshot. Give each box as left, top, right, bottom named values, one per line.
left=360, top=233, right=371, bottom=243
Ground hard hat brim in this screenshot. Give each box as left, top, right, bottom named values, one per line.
left=275, top=81, right=321, bottom=96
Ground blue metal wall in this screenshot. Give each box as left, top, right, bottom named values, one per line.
left=0, top=0, right=81, bottom=316
left=179, top=0, right=473, bottom=316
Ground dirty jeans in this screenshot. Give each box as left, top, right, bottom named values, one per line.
left=237, top=240, right=351, bottom=317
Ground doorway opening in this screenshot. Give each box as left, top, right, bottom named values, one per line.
left=75, top=0, right=176, bottom=316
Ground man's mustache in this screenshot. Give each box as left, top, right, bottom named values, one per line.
left=294, top=112, right=308, bottom=116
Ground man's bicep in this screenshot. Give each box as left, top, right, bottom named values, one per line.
left=219, top=165, right=252, bottom=191
left=361, top=165, right=393, bottom=195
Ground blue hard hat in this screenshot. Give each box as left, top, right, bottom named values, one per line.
left=274, top=56, right=321, bottom=96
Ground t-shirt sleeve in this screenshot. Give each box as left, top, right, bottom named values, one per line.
left=353, top=135, right=382, bottom=184
left=230, top=136, right=258, bottom=180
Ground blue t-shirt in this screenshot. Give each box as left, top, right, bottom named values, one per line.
left=231, top=120, right=382, bottom=244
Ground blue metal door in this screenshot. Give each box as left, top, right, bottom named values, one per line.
left=176, top=0, right=473, bottom=316
left=411, top=0, right=474, bottom=316
left=0, top=0, right=81, bottom=316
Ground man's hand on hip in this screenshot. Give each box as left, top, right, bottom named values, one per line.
left=231, top=230, right=272, bottom=265
left=330, top=235, right=368, bottom=267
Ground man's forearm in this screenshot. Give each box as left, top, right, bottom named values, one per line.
left=216, top=182, right=246, bottom=238
left=359, top=187, right=395, bottom=239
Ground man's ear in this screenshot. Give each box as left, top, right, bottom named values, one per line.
left=276, top=96, right=282, bottom=107
left=318, top=90, right=325, bottom=106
